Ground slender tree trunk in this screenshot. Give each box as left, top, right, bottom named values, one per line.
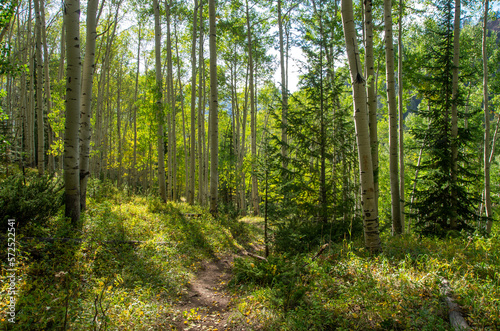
left=341, top=0, right=381, bottom=253
left=40, top=0, right=54, bottom=173
left=166, top=0, right=176, bottom=201
left=239, top=66, right=249, bottom=215
left=28, top=0, right=35, bottom=167
left=384, top=0, right=402, bottom=234
left=209, top=0, right=218, bottom=214
left=398, top=0, right=405, bottom=232
left=34, top=0, right=44, bottom=175
left=189, top=0, right=198, bottom=205
left=174, top=21, right=188, bottom=200
left=246, top=0, right=259, bottom=216
left=197, top=2, right=204, bottom=204
left=64, top=0, right=81, bottom=226
left=483, top=0, right=493, bottom=233
left=57, top=5, right=66, bottom=172
left=278, top=0, right=288, bottom=176
left=133, top=27, right=141, bottom=191
left=117, top=60, right=123, bottom=187
left=154, top=0, right=167, bottom=202
left=450, top=0, right=460, bottom=229
left=364, top=0, right=378, bottom=215
left=79, top=0, right=98, bottom=211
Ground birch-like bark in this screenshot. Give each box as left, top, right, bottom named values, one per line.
left=34, top=0, right=44, bottom=175
left=79, top=0, right=98, bottom=211
left=174, top=22, right=188, bottom=200
left=154, top=0, right=167, bottom=202
left=197, top=2, right=204, bottom=204
left=28, top=0, right=35, bottom=166
left=133, top=27, right=141, bottom=191
left=398, top=0, right=405, bottom=233
left=188, top=0, right=198, bottom=205
left=341, top=0, right=381, bottom=253
left=450, top=0, right=460, bottom=229
left=278, top=0, right=288, bottom=174
left=209, top=0, right=218, bottom=214
left=117, top=60, right=123, bottom=186
left=64, top=0, right=81, bottom=225
left=40, top=0, right=54, bottom=172
left=246, top=0, right=259, bottom=216
left=166, top=0, right=176, bottom=201
left=364, top=0, right=378, bottom=214
left=384, top=0, right=402, bottom=234
left=483, top=0, right=493, bottom=233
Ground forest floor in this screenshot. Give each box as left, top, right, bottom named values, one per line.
left=1, top=176, right=499, bottom=330
left=173, top=256, right=236, bottom=331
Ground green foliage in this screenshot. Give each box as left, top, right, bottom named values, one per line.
left=0, top=173, right=63, bottom=235
left=406, top=0, right=481, bottom=235
left=232, top=233, right=500, bottom=330
left=0, top=185, right=261, bottom=329
left=231, top=253, right=311, bottom=313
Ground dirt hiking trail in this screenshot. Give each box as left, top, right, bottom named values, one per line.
left=172, top=255, right=249, bottom=331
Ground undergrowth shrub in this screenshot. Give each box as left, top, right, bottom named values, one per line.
left=231, top=254, right=310, bottom=312
left=0, top=173, right=63, bottom=235
left=273, top=218, right=361, bottom=254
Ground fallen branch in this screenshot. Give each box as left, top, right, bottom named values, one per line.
left=440, top=278, right=471, bottom=331
left=242, top=250, right=268, bottom=261
left=304, top=243, right=329, bottom=267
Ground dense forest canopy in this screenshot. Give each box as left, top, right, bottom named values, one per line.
left=0, top=0, right=500, bottom=328
left=0, top=0, right=499, bottom=238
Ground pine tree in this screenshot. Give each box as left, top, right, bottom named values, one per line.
left=408, top=0, right=478, bottom=235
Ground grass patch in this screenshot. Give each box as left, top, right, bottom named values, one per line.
left=0, top=180, right=261, bottom=329
left=230, top=232, right=500, bottom=330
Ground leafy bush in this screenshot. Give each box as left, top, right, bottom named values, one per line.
left=0, top=173, right=63, bottom=234
left=232, top=254, right=310, bottom=311
left=273, top=218, right=362, bottom=254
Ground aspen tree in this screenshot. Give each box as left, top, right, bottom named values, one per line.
left=154, top=0, right=167, bottom=202
left=278, top=0, right=288, bottom=175
left=64, top=0, right=81, bottom=225
left=365, top=0, right=378, bottom=214
left=189, top=0, right=198, bottom=205
left=34, top=0, right=44, bottom=175
left=384, top=0, right=402, bottom=234
left=398, top=0, right=405, bottom=231
left=483, top=0, right=493, bottom=233
left=40, top=0, right=54, bottom=172
left=79, top=0, right=98, bottom=211
left=341, top=0, right=381, bottom=253
left=133, top=27, right=141, bottom=191
left=209, top=0, right=218, bottom=214
left=245, top=0, right=259, bottom=216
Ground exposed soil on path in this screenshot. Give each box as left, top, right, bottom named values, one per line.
left=173, top=256, right=233, bottom=330
left=171, top=255, right=245, bottom=331
left=171, top=217, right=265, bottom=330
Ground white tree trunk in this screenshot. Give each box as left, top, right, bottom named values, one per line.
left=384, top=0, right=402, bottom=234
left=79, top=0, right=98, bottom=211
left=209, top=0, right=219, bottom=214
left=154, top=0, right=167, bottom=202
left=189, top=0, right=198, bottom=205
left=364, top=0, right=378, bottom=217
left=483, top=0, right=493, bottom=233
left=34, top=0, right=44, bottom=175
left=341, top=0, right=381, bottom=253
left=64, top=0, right=81, bottom=225
left=246, top=0, right=259, bottom=216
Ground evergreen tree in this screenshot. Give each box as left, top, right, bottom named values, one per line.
left=408, top=0, right=479, bottom=235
